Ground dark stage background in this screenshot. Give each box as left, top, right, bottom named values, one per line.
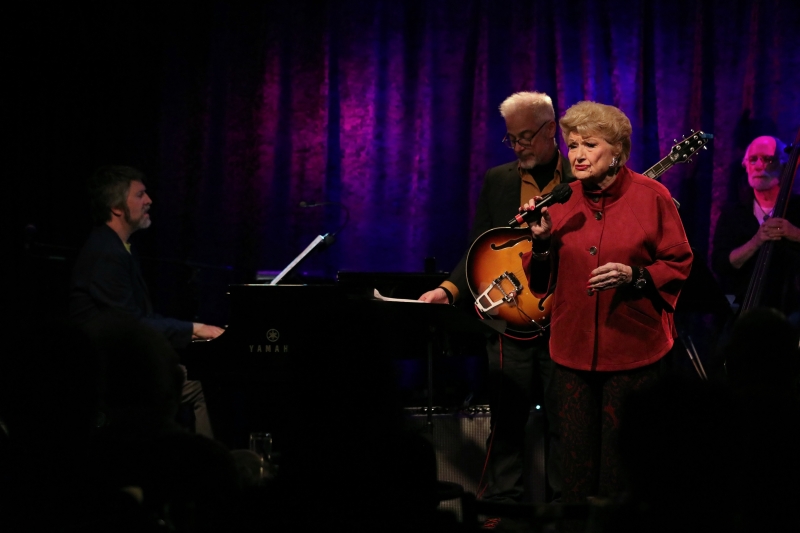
left=11, top=1, right=800, bottom=330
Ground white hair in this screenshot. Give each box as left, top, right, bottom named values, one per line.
left=742, top=135, right=788, bottom=167
left=498, top=91, right=555, bottom=122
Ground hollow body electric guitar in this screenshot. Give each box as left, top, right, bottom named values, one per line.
left=466, top=130, right=713, bottom=339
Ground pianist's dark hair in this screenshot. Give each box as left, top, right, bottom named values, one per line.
left=87, top=165, right=146, bottom=225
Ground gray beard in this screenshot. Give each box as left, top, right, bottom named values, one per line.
left=750, top=176, right=779, bottom=191
left=518, top=155, right=538, bottom=170
left=519, top=142, right=557, bottom=170
left=125, top=211, right=151, bottom=231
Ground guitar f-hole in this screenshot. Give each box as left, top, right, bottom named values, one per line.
left=490, top=236, right=531, bottom=251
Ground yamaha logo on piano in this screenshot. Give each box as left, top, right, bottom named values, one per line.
left=248, top=329, right=288, bottom=353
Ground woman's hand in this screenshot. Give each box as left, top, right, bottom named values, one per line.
left=587, top=262, right=634, bottom=292
left=523, top=197, right=552, bottom=240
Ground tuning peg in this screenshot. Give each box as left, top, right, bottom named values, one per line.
left=690, top=129, right=695, bottom=133
left=673, top=138, right=678, bottom=143
left=703, top=146, right=707, bottom=150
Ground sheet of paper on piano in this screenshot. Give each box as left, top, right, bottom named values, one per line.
left=372, top=288, right=424, bottom=303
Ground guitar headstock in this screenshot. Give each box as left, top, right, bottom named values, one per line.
left=669, top=130, right=713, bottom=164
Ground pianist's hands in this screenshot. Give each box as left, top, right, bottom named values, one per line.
left=192, top=323, right=225, bottom=340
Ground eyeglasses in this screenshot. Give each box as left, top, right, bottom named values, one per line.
left=502, top=120, right=549, bottom=149
left=746, top=155, right=778, bottom=166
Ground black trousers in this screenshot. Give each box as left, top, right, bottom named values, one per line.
left=481, top=334, right=558, bottom=503
left=548, top=361, right=661, bottom=503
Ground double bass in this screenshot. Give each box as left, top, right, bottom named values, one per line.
left=739, top=129, right=800, bottom=314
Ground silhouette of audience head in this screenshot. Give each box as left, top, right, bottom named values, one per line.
left=267, top=331, right=450, bottom=531
left=85, top=313, right=243, bottom=531
left=0, top=318, right=103, bottom=449
left=618, top=376, right=744, bottom=532
left=81, top=311, right=185, bottom=438
left=618, top=363, right=800, bottom=532
left=722, top=307, right=800, bottom=395
left=139, top=431, right=241, bottom=533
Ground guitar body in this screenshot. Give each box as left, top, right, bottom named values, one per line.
left=466, top=227, right=552, bottom=339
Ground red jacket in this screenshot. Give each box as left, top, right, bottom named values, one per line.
left=525, top=166, right=693, bottom=371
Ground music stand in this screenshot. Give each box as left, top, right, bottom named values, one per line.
left=361, top=298, right=502, bottom=432
left=269, top=233, right=334, bottom=285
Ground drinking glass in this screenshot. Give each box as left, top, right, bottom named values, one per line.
left=248, top=432, right=274, bottom=479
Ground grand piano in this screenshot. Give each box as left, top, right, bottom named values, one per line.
left=182, top=275, right=496, bottom=451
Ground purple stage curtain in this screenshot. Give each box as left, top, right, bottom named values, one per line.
left=151, top=0, right=800, bottom=288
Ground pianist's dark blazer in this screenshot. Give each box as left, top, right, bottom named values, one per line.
left=69, top=224, right=193, bottom=349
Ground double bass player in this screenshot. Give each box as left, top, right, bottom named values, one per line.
left=712, top=135, right=800, bottom=324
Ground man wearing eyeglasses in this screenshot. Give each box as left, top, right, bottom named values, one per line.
left=419, top=92, right=574, bottom=511
left=712, top=135, right=800, bottom=315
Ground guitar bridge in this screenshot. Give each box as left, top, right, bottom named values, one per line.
left=475, top=271, right=523, bottom=313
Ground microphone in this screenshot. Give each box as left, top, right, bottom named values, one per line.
left=297, top=200, right=351, bottom=238
left=508, top=183, right=573, bottom=228
left=299, top=200, right=341, bottom=208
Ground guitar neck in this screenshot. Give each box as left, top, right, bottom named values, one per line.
left=642, top=155, right=674, bottom=180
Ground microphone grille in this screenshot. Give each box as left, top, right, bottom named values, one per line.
left=551, top=183, right=573, bottom=203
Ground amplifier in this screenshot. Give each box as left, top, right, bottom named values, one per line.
left=404, top=405, right=546, bottom=518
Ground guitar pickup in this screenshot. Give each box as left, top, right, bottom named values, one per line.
left=475, top=271, right=523, bottom=313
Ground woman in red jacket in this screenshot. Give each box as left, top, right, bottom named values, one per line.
left=523, top=101, right=693, bottom=503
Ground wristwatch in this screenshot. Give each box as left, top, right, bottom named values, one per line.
left=633, top=266, right=647, bottom=289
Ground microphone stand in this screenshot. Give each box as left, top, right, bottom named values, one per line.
left=268, top=201, right=349, bottom=285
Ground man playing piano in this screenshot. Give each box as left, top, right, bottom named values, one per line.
left=70, top=165, right=224, bottom=438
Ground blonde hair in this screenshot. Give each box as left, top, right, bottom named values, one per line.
left=559, top=101, right=632, bottom=164
left=499, top=92, right=555, bottom=123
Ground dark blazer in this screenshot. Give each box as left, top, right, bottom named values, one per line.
left=444, top=154, right=575, bottom=300
left=70, top=225, right=193, bottom=349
